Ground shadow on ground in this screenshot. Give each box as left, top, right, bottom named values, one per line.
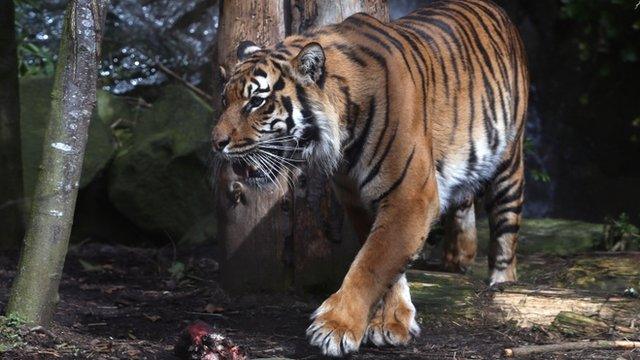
left=0, top=218, right=639, bottom=359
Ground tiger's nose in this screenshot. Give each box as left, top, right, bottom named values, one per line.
left=212, top=133, right=230, bottom=152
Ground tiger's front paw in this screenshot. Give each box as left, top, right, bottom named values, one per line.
left=306, top=291, right=367, bottom=357
left=364, top=277, right=420, bottom=347
left=365, top=304, right=420, bottom=347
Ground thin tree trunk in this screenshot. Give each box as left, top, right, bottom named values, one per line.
left=216, top=0, right=388, bottom=292
left=0, top=0, right=24, bottom=250
left=6, top=0, right=108, bottom=325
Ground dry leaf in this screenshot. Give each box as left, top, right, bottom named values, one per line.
left=103, top=285, right=125, bottom=294
left=144, top=314, right=161, bottom=322
left=204, top=304, right=225, bottom=313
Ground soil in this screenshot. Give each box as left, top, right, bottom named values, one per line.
left=0, top=243, right=638, bottom=360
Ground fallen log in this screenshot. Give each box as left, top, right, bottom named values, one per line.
left=504, top=340, right=640, bottom=357
left=551, top=311, right=609, bottom=337
left=489, top=286, right=639, bottom=330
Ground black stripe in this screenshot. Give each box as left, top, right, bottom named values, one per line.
left=344, top=98, right=376, bottom=169
left=345, top=16, right=417, bottom=86
left=331, top=44, right=367, bottom=67
left=356, top=46, right=391, bottom=164
left=359, top=125, right=398, bottom=190
left=393, top=26, right=430, bottom=134
left=493, top=224, right=519, bottom=240
left=273, top=76, right=285, bottom=91
left=495, top=204, right=523, bottom=218
left=372, top=147, right=416, bottom=206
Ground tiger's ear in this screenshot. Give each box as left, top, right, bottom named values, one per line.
left=292, top=42, right=325, bottom=84
left=237, top=40, right=262, bottom=61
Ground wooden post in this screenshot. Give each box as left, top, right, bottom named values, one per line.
left=216, top=0, right=389, bottom=293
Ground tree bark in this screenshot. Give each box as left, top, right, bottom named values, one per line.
left=489, top=286, right=640, bottom=330
left=290, top=0, right=388, bottom=34
left=288, top=0, right=389, bottom=291
left=0, top=0, right=24, bottom=250
left=215, top=0, right=292, bottom=292
left=504, top=341, right=640, bottom=358
left=216, top=0, right=389, bottom=292
left=6, top=0, right=108, bottom=325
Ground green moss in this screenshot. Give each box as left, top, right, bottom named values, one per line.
left=96, top=89, right=135, bottom=126
left=108, top=85, right=216, bottom=239
left=20, top=77, right=115, bottom=197
left=0, top=315, right=27, bottom=353
left=558, top=255, right=640, bottom=291
left=476, top=218, right=603, bottom=256
left=408, top=270, right=479, bottom=322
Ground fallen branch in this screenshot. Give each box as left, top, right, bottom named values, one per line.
left=156, top=63, right=214, bottom=104
left=504, top=340, right=640, bottom=357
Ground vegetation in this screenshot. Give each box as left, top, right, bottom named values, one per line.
left=0, top=315, right=27, bottom=353
left=599, top=213, right=640, bottom=251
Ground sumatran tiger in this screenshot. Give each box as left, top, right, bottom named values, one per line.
left=211, top=0, right=527, bottom=356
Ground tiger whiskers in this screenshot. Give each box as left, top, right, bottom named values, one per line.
left=256, top=151, right=297, bottom=190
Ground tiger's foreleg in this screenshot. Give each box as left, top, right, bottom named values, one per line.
left=334, top=181, right=420, bottom=348
left=442, top=198, right=477, bottom=273
left=484, top=141, right=525, bottom=285
left=307, top=174, right=438, bottom=357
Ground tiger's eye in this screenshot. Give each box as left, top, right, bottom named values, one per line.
left=250, top=97, right=264, bottom=107
left=249, top=96, right=265, bottom=108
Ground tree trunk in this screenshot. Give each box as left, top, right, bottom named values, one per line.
left=290, top=0, right=388, bottom=34
left=215, top=0, right=292, bottom=292
left=6, top=0, right=108, bottom=325
left=216, top=0, right=389, bottom=292
left=0, top=0, right=24, bottom=250
left=288, top=0, right=389, bottom=292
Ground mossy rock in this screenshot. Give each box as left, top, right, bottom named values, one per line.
left=408, top=270, right=479, bottom=323
left=557, top=254, right=640, bottom=291
left=20, top=77, right=115, bottom=198
left=180, top=212, right=217, bottom=245
left=108, top=85, right=216, bottom=239
left=96, top=89, right=136, bottom=126
left=476, top=218, right=603, bottom=256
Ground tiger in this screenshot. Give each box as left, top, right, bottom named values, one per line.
left=211, top=0, right=528, bottom=356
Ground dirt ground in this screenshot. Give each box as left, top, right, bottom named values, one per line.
left=1, top=241, right=638, bottom=360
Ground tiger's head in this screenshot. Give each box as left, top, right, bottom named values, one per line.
left=212, top=40, right=344, bottom=187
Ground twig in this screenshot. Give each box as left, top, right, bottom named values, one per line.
left=504, top=340, right=640, bottom=357
left=156, top=63, right=214, bottom=103
left=185, top=311, right=227, bottom=318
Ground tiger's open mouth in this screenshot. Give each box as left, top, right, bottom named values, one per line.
left=231, top=161, right=268, bottom=180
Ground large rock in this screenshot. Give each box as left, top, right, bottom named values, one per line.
left=20, top=77, right=115, bottom=198
left=108, top=85, right=216, bottom=239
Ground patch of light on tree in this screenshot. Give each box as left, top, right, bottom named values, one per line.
left=51, top=142, right=73, bottom=152
left=49, top=209, right=64, bottom=217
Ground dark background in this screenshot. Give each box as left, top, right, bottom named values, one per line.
left=11, top=0, right=640, bottom=246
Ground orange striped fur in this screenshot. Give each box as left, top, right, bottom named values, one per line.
left=212, top=0, right=528, bottom=356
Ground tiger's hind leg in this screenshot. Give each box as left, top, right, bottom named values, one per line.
left=365, top=274, right=420, bottom=347
left=484, top=142, right=525, bottom=285
left=442, top=198, right=477, bottom=273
